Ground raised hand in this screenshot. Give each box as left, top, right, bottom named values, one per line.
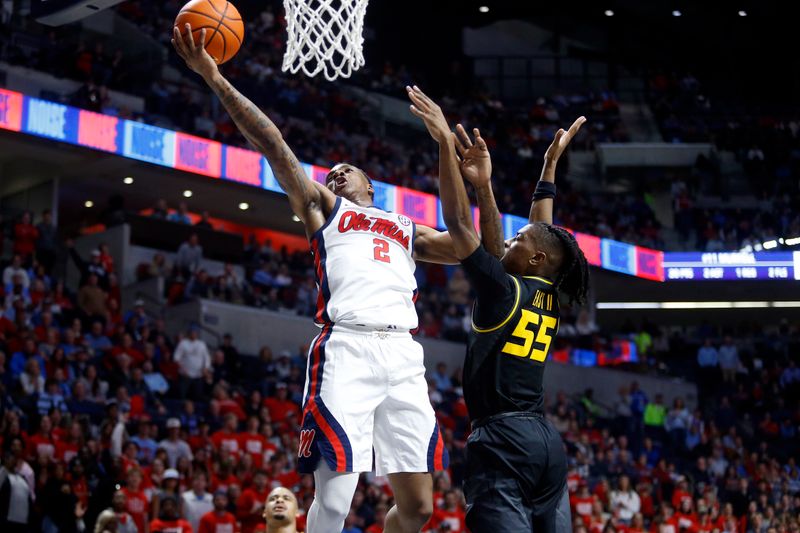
left=172, top=24, right=219, bottom=80
left=453, top=124, right=492, bottom=188
left=544, top=116, right=587, bottom=165
left=406, top=85, right=452, bottom=144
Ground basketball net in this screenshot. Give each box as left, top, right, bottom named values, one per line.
left=282, top=0, right=369, bottom=81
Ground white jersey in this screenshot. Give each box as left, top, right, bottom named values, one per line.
left=311, top=197, right=418, bottom=331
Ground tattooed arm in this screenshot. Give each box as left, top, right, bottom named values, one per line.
left=172, top=25, right=332, bottom=235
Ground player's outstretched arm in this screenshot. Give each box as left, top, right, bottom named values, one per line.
left=172, top=25, right=333, bottom=234
left=529, top=116, right=586, bottom=225
left=407, top=86, right=479, bottom=260
left=453, top=124, right=504, bottom=259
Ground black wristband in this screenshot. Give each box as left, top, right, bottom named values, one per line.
left=532, top=180, right=557, bottom=201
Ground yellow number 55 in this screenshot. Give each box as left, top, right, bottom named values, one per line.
left=501, top=309, right=557, bottom=362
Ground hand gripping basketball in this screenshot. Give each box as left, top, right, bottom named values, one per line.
left=172, top=24, right=219, bottom=80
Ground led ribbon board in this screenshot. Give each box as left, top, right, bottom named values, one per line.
left=7, top=87, right=793, bottom=283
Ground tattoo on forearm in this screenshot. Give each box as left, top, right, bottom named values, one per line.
left=476, top=186, right=504, bottom=258
left=210, top=76, right=309, bottom=200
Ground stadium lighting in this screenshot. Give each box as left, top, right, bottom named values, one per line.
left=604, top=9, right=614, bottom=16
left=292, top=214, right=301, bottom=222
left=84, top=200, right=94, bottom=208
left=123, top=176, right=134, bottom=185
left=478, top=5, right=489, bottom=13
left=738, top=10, right=747, bottom=16
left=785, top=237, right=800, bottom=246
left=763, top=240, right=778, bottom=250
left=238, top=202, right=250, bottom=211
left=754, top=243, right=763, bottom=251
left=672, top=9, right=682, bottom=16
left=183, top=190, right=193, bottom=198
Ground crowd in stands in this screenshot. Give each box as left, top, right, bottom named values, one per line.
left=669, top=174, right=800, bottom=252
left=648, top=71, right=800, bottom=200
left=5, top=3, right=800, bottom=252
left=1, top=203, right=800, bottom=533
left=2, top=0, right=676, bottom=249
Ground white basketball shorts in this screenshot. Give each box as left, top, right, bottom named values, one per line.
left=297, top=323, right=448, bottom=476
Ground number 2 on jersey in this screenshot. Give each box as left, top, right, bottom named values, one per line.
left=501, top=309, right=557, bottom=362
left=373, top=238, right=391, bottom=263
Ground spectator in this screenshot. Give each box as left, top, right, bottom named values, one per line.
left=718, top=336, right=740, bottom=383
left=643, top=394, right=666, bottom=440
left=151, top=199, right=169, bottom=219
left=446, top=268, right=470, bottom=307
left=0, top=448, right=31, bottom=532
left=94, top=509, right=120, bottom=533
left=85, top=321, right=113, bottom=356
left=181, top=470, right=214, bottom=532
left=195, top=211, right=214, bottom=230
left=175, top=233, right=203, bottom=277
left=12, top=211, right=38, bottom=264
left=198, top=490, right=236, bottom=533
left=432, top=362, right=452, bottom=393
left=35, top=209, right=58, bottom=273
left=20, top=358, right=45, bottom=396
left=610, top=475, right=641, bottom=523
left=120, top=468, right=149, bottom=533
left=237, top=469, right=270, bottom=533
left=159, top=418, right=193, bottom=469
left=110, top=490, right=139, bottom=533
left=664, top=398, right=691, bottom=452
left=151, top=467, right=181, bottom=520
left=169, top=202, right=192, bottom=225
left=2, top=255, right=29, bottom=289
left=150, top=494, right=192, bottom=532
left=174, top=326, right=211, bottom=400
left=365, top=502, right=388, bottom=533
left=130, top=422, right=158, bottom=465
left=696, top=339, right=719, bottom=393
left=427, top=489, right=466, bottom=532
left=37, top=378, right=69, bottom=415
left=263, top=383, right=300, bottom=426
left=67, top=242, right=109, bottom=289
left=262, top=487, right=299, bottom=533
left=77, top=273, right=107, bottom=325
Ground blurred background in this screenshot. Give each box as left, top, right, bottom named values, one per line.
left=0, top=1, right=799, bottom=532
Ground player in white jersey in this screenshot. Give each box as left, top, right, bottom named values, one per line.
left=173, top=29, right=504, bottom=533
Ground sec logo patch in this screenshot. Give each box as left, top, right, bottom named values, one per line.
left=398, top=214, right=412, bottom=227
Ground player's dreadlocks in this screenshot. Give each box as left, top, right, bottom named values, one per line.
left=544, top=225, right=590, bottom=306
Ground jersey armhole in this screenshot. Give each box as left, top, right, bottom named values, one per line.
left=471, top=276, right=521, bottom=333
left=310, top=196, right=343, bottom=242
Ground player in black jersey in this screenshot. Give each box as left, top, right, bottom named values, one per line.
left=407, top=86, right=589, bottom=532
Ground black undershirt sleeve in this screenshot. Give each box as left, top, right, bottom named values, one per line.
left=460, top=245, right=517, bottom=321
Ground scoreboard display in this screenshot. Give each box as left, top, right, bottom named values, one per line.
left=663, top=252, right=800, bottom=281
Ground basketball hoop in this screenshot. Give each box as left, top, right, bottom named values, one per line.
left=282, top=0, right=369, bottom=81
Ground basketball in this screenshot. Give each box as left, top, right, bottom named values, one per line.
left=175, top=0, right=244, bottom=65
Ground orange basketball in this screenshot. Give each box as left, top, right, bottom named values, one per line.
left=175, top=0, right=244, bottom=65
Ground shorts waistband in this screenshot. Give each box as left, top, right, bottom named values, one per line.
left=330, top=323, right=411, bottom=338
left=471, top=410, right=544, bottom=430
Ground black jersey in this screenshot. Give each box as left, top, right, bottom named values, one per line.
left=460, top=245, right=560, bottom=421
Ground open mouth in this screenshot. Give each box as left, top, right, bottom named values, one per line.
left=334, top=176, right=347, bottom=189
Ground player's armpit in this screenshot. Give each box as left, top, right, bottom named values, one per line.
left=310, top=180, right=338, bottom=215
left=412, top=226, right=463, bottom=265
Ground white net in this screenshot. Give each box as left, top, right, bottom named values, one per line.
left=282, top=0, right=369, bottom=81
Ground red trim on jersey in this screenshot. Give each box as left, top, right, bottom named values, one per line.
left=302, top=324, right=347, bottom=470
left=311, top=238, right=331, bottom=325
left=433, top=428, right=445, bottom=470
